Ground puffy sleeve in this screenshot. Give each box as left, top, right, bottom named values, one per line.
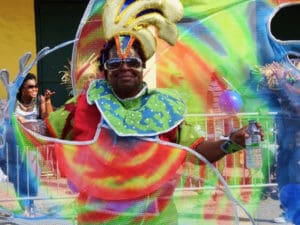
left=159, top=123, right=205, bottom=149
left=177, top=120, right=205, bottom=148
left=45, top=96, right=78, bottom=139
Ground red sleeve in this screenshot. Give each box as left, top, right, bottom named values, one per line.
left=72, top=93, right=101, bottom=141
left=190, top=137, right=205, bottom=149
left=45, top=96, right=77, bottom=139
left=159, top=127, right=179, bottom=143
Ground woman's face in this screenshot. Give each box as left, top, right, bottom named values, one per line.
left=105, top=45, right=144, bottom=99
left=22, top=79, right=38, bottom=99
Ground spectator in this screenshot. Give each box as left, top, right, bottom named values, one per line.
left=0, top=73, right=54, bottom=217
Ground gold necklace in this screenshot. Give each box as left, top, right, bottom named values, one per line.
left=17, top=100, right=35, bottom=112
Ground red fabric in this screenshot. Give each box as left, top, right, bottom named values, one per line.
left=55, top=127, right=186, bottom=200
left=190, top=137, right=205, bottom=150
left=45, top=92, right=186, bottom=223
left=77, top=175, right=180, bottom=224
left=44, top=100, right=76, bottom=139
left=73, top=92, right=177, bottom=142
left=159, top=126, right=178, bottom=143
left=61, top=101, right=77, bottom=139
left=73, top=93, right=100, bottom=141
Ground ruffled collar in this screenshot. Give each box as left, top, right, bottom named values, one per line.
left=87, top=79, right=186, bottom=136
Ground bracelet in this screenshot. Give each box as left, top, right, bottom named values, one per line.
left=220, top=140, right=243, bottom=154
left=41, top=100, right=51, bottom=105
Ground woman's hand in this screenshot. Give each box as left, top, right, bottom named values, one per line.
left=40, top=89, right=55, bottom=119
left=40, top=89, right=55, bottom=103
left=230, top=122, right=264, bottom=147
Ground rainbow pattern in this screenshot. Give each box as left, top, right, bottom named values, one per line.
left=1, top=0, right=300, bottom=224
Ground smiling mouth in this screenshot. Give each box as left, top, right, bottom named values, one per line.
left=118, top=72, right=136, bottom=79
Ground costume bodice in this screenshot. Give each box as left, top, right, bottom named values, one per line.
left=86, top=79, right=186, bottom=137
left=15, top=100, right=39, bottom=122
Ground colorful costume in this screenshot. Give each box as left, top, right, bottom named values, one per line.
left=255, top=3, right=300, bottom=224
left=45, top=79, right=201, bottom=224
left=0, top=0, right=279, bottom=223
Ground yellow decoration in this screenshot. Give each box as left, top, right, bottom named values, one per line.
left=103, top=0, right=183, bottom=60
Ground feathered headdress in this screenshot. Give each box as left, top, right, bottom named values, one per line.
left=70, top=0, right=183, bottom=94
left=102, top=0, right=183, bottom=60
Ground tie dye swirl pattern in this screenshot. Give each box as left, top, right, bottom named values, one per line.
left=1, top=0, right=300, bottom=224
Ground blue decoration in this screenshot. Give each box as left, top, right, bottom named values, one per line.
left=280, top=184, right=300, bottom=224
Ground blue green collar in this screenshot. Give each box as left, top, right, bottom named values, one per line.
left=87, top=80, right=186, bottom=136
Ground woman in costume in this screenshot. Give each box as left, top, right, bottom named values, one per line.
left=40, top=1, right=264, bottom=224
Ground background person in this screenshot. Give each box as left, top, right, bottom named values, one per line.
left=0, top=73, right=54, bottom=217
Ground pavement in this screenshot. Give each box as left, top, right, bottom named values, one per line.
left=174, top=187, right=284, bottom=225
left=256, top=198, right=283, bottom=225
left=0, top=185, right=287, bottom=225
left=0, top=177, right=77, bottom=225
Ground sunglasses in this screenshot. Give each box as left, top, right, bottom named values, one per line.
left=104, top=57, right=143, bottom=71
left=25, top=84, right=38, bottom=89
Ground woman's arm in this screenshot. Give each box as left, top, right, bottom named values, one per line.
left=40, top=89, right=55, bottom=119
left=194, top=124, right=264, bottom=163
left=15, top=115, right=27, bottom=123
